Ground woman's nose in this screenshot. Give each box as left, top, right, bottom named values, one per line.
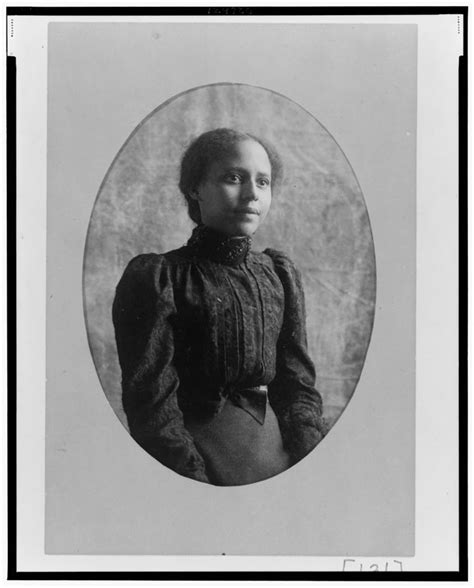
left=242, top=180, right=258, bottom=201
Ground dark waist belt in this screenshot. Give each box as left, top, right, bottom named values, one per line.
left=228, top=385, right=268, bottom=425
left=180, top=384, right=268, bottom=424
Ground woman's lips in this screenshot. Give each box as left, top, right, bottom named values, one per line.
left=234, top=207, right=260, bottom=216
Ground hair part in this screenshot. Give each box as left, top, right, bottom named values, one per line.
left=179, top=127, right=283, bottom=225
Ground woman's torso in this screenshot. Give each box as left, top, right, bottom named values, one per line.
left=160, top=231, right=286, bottom=419
left=113, top=226, right=310, bottom=485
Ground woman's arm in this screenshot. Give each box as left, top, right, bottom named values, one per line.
left=265, top=249, right=328, bottom=464
left=112, top=254, right=209, bottom=483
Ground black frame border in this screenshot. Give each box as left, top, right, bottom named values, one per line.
left=6, top=5, right=468, bottom=581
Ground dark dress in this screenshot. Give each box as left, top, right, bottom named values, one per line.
left=112, top=225, right=327, bottom=485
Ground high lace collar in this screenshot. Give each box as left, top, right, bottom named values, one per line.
left=186, top=225, right=252, bottom=266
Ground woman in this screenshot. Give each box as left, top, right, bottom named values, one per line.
left=112, top=128, right=327, bottom=486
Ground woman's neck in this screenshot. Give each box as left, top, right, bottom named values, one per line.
left=186, top=224, right=252, bottom=266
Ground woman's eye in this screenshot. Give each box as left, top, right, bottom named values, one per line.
left=225, top=174, right=242, bottom=184
left=258, top=178, right=270, bottom=187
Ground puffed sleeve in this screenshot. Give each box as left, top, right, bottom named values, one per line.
left=112, top=254, right=209, bottom=483
left=264, top=249, right=328, bottom=464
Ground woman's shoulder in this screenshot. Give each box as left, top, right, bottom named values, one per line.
left=261, top=248, right=301, bottom=277
left=258, top=248, right=306, bottom=298
left=122, top=248, right=189, bottom=272
left=117, top=249, right=191, bottom=288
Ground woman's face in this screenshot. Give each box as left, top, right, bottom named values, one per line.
left=193, top=139, right=272, bottom=237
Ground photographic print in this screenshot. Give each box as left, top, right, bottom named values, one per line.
left=9, top=9, right=465, bottom=576
left=45, top=22, right=415, bottom=555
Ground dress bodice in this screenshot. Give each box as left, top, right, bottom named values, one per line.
left=113, top=225, right=327, bottom=483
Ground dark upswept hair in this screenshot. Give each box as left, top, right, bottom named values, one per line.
left=179, top=128, right=283, bottom=225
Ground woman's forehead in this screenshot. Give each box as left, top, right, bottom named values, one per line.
left=212, top=139, right=271, bottom=172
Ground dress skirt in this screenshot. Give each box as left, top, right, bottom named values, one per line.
left=184, top=393, right=291, bottom=486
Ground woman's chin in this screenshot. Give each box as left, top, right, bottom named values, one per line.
left=229, top=227, right=258, bottom=238
left=205, top=221, right=259, bottom=238
left=228, top=218, right=261, bottom=237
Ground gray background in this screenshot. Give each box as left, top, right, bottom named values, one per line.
left=46, top=23, right=416, bottom=555
left=84, top=83, right=375, bottom=430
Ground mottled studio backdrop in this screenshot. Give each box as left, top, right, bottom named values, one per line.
left=83, top=83, right=375, bottom=432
